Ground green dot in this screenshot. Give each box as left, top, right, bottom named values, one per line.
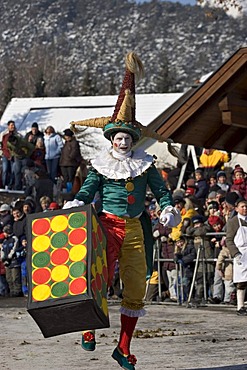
left=51, top=282, right=69, bottom=297
left=33, top=252, right=50, bottom=268
left=70, top=261, right=87, bottom=278
left=69, top=213, right=86, bottom=228
left=51, top=232, right=68, bottom=248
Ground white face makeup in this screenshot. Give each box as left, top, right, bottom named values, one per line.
left=112, top=132, right=133, bottom=154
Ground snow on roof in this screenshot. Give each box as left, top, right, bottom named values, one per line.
left=0, top=94, right=182, bottom=134
left=0, top=93, right=183, bottom=162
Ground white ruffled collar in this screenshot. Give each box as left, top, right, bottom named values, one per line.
left=91, top=148, right=154, bottom=179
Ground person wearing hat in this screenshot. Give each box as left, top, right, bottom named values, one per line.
left=230, top=165, right=247, bottom=201
left=64, top=52, right=181, bottom=369
left=25, top=122, right=44, bottom=145
left=1, top=224, right=22, bottom=297
left=226, top=197, right=247, bottom=315
left=174, top=234, right=196, bottom=302
left=169, top=196, right=198, bottom=242
left=224, top=191, right=239, bottom=221
left=186, top=214, right=214, bottom=304
left=59, top=128, right=82, bottom=191
left=194, top=168, right=209, bottom=205
left=216, top=170, right=230, bottom=193
left=0, top=204, right=13, bottom=231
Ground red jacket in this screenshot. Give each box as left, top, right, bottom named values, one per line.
left=1, top=132, right=12, bottom=159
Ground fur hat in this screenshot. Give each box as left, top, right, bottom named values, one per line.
left=64, top=128, right=74, bottom=137
left=191, top=215, right=204, bottom=224
left=208, top=215, right=224, bottom=227
left=217, top=170, right=226, bottom=178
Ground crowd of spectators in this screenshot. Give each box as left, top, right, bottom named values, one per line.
left=145, top=149, right=247, bottom=311
left=0, top=120, right=88, bottom=298
left=0, top=123, right=246, bottom=315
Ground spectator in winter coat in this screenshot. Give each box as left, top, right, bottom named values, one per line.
left=230, top=166, right=247, bottom=200
left=30, top=137, right=46, bottom=170
left=186, top=215, right=214, bottom=303
left=0, top=204, right=14, bottom=232
left=174, top=235, right=196, bottom=301
left=7, top=134, right=35, bottom=190
left=59, top=129, right=82, bottom=190
left=1, top=224, right=22, bottom=297
left=194, top=168, right=209, bottom=205
left=216, top=170, right=230, bottom=193
left=34, top=170, right=54, bottom=212
left=0, top=120, right=16, bottom=189
left=199, top=148, right=231, bottom=178
left=25, top=122, right=44, bottom=145
left=170, top=196, right=198, bottom=241
left=43, top=126, right=63, bottom=183
left=12, top=208, right=26, bottom=242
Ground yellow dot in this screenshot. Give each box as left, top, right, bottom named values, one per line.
left=125, top=182, right=134, bottom=191
left=92, top=215, right=98, bottom=233
left=91, top=263, right=96, bottom=278
left=69, top=245, right=87, bottom=262
left=32, top=235, right=50, bottom=252
left=102, top=249, right=107, bottom=266
left=50, top=215, right=68, bottom=232
left=96, top=256, right=103, bottom=275
left=51, top=265, right=69, bottom=282
left=101, top=297, right=108, bottom=317
left=32, top=284, right=51, bottom=301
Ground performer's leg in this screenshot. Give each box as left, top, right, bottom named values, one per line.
left=81, top=214, right=124, bottom=352
left=112, top=218, right=146, bottom=369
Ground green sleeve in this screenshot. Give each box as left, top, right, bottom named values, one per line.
left=147, top=165, right=173, bottom=210
left=75, top=169, right=101, bottom=204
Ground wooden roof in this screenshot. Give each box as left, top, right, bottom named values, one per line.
left=151, top=47, right=247, bottom=154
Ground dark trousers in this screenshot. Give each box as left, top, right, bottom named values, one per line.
left=5, top=266, right=22, bottom=296
left=60, top=166, right=77, bottom=184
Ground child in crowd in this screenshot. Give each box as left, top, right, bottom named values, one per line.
left=16, top=236, right=28, bottom=297
left=216, top=237, right=236, bottom=305
left=0, top=231, right=9, bottom=296
left=0, top=225, right=22, bottom=297
left=31, top=137, right=46, bottom=170
left=230, top=166, right=247, bottom=200
left=174, top=235, right=196, bottom=302
left=194, top=168, right=209, bottom=205
left=216, top=171, right=230, bottom=193
left=207, top=215, right=225, bottom=304
left=186, top=215, right=214, bottom=303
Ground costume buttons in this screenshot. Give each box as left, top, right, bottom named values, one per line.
left=127, top=195, right=135, bottom=204
left=125, top=182, right=134, bottom=191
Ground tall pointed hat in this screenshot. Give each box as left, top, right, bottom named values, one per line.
left=70, top=52, right=180, bottom=156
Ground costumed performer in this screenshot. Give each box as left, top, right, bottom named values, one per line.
left=64, top=51, right=181, bottom=370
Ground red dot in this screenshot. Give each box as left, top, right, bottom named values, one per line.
left=69, top=229, right=87, bottom=245
left=92, top=232, right=97, bottom=249
left=102, top=265, right=108, bottom=284
left=51, top=248, right=69, bottom=265
left=69, top=277, right=87, bottom=295
left=33, top=268, right=51, bottom=285
left=127, top=195, right=135, bottom=205
left=96, top=273, right=102, bottom=291
left=91, top=279, right=96, bottom=295
left=33, top=219, right=50, bottom=235
left=97, top=225, right=103, bottom=243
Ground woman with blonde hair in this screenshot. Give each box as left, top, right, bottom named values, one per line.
left=43, top=126, right=63, bottom=183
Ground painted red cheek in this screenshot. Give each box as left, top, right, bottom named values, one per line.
left=114, top=143, right=118, bottom=148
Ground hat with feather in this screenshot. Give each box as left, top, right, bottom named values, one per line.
left=70, top=52, right=180, bottom=157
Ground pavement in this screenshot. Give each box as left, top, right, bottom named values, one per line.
left=1, top=297, right=247, bottom=370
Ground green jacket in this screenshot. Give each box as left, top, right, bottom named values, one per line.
left=7, top=135, right=34, bottom=159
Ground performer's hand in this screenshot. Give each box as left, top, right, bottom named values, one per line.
left=160, top=206, right=181, bottom=227
left=63, top=199, right=85, bottom=209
